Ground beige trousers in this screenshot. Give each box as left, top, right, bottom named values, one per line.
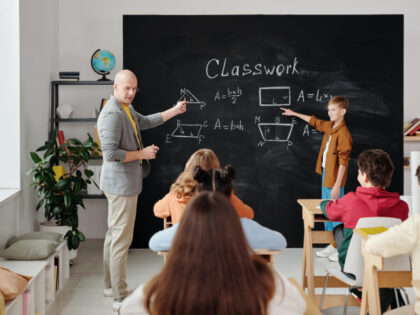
left=103, top=192, right=138, bottom=300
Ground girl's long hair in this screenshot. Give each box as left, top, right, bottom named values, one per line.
left=144, top=192, right=275, bottom=315
left=170, top=149, right=220, bottom=198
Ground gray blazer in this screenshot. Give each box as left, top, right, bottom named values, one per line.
left=97, top=95, right=163, bottom=196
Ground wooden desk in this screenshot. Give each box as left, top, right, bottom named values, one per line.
left=298, top=199, right=356, bottom=309
left=158, top=249, right=281, bottom=265
left=289, top=278, right=322, bottom=315
left=354, top=228, right=412, bottom=315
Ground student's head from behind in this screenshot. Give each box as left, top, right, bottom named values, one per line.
left=170, top=148, right=221, bottom=198
left=193, top=165, right=236, bottom=196
left=357, top=149, right=394, bottom=188
left=327, top=96, right=349, bottom=123
left=184, top=148, right=220, bottom=174
left=144, top=191, right=275, bottom=315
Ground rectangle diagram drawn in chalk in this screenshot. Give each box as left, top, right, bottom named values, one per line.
left=171, top=123, right=203, bottom=138
left=258, top=123, right=294, bottom=142
left=259, top=87, right=291, bottom=106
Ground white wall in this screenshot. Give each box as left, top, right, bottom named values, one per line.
left=0, top=0, right=20, bottom=189
left=20, top=0, right=60, bottom=234
left=0, top=0, right=59, bottom=248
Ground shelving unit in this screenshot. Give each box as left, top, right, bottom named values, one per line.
left=50, top=80, right=112, bottom=199
left=0, top=241, right=70, bottom=315
left=404, top=136, right=420, bottom=169
left=50, top=80, right=113, bottom=136
left=404, top=136, right=420, bottom=142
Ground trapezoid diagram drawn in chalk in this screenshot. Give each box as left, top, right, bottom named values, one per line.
left=257, top=123, right=294, bottom=142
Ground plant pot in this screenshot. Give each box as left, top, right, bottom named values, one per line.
left=39, top=221, right=78, bottom=261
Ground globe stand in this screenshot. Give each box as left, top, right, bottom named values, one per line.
left=97, top=73, right=111, bottom=81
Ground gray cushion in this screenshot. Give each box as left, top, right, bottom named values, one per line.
left=6, top=231, right=63, bottom=248
left=0, top=240, right=59, bottom=260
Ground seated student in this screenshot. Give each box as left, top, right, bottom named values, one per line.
left=364, top=164, right=420, bottom=315
left=320, top=149, right=409, bottom=268
left=120, top=192, right=305, bottom=315
left=149, top=165, right=286, bottom=252
left=320, top=148, right=409, bottom=311
left=153, top=148, right=254, bottom=224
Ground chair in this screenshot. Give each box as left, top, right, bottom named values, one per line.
left=319, top=217, right=408, bottom=314
left=163, top=216, right=172, bottom=229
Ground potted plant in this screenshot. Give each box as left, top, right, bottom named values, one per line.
left=28, top=129, right=100, bottom=252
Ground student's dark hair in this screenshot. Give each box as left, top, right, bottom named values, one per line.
left=143, top=191, right=275, bottom=315
left=416, top=165, right=420, bottom=186
left=357, top=149, right=395, bottom=188
left=328, top=96, right=349, bottom=110
left=193, top=165, right=236, bottom=196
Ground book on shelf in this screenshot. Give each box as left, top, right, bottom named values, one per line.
left=404, top=118, right=419, bottom=133
left=58, top=78, right=80, bottom=81
left=57, top=130, right=65, bottom=145
left=409, top=123, right=420, bottom=136
left=99, top=98, right=109, bottom=113
left=23, top=290, right=30, bottom=315
left=404, top=118, right=420, bottom=136
left=93, top=125, right=102, bottom=156
left=358, top=226, right=388, bottom=237
left=54, top=256, right=59, bottom=291
left=59, top=72, right=79, bottom=75
left=59, top=71, right=79, bottom=77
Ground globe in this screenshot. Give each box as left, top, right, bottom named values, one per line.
left=91, top=49, right=116, bottom=81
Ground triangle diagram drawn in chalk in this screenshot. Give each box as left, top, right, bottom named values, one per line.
left=177, top=88, right=205, bottom=105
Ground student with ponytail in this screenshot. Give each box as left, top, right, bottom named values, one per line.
left=148, top=165, right=287, bottom=252
left=153, top=148, right=254, bottom=224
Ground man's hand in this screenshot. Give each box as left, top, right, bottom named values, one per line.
left=174, top=101, right=187, bottom=115
left=139, top=145, right=159, bottom=160
left=280, top=108, right=296, bottom=116
left=331, top=184, right=341, bottom=200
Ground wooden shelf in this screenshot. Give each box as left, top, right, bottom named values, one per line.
left=51, top=80, right=114, bottom=85
left=404, top=136, right=420, bottom=142
left=53, top=118, right=97, bottom=122
left=81, top=194, right=106, bottom=199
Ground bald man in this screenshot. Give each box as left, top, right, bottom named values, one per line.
left=97, top=70, right=187, bottom=310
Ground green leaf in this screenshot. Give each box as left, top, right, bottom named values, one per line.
left=36, top=198, right=44, bottom=210
left=69, top=138, right=82, bottom=145
left=84, top=169, right=93, bottom=177
left=30, top=152, right=42, bottom=163
left=77, top=231, right=86, bottom=241
left=55, top=178, right=70, bottom=190
left=64, top=191, right=72, bottom=208
left=35, top=144, right=49, bottom=152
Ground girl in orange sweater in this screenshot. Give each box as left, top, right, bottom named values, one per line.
left=153, top=148, right=254, bottom=224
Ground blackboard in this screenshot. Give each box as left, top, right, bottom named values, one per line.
left=123, top=15, right=403, bottom=248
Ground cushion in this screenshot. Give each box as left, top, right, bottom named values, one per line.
left=0, top=267, right=31, bottom=301
left=6, top=231, right=63, bottom=248
left=0, top=240, right=59, bottom=260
